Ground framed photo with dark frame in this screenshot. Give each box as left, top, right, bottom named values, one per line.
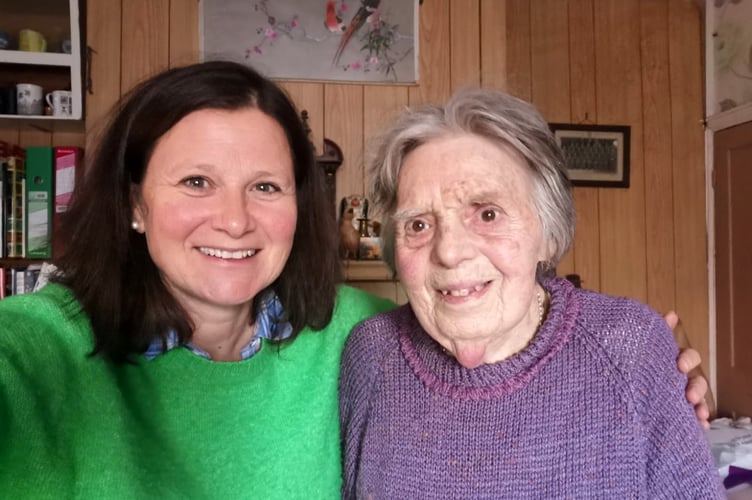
left=549, top=123, right=631, bottom=188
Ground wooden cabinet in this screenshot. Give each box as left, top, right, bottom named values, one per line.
left=0, top=0, right=84, bottom=120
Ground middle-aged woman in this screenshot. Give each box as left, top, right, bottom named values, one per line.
left=340, top=88, right=723, bottom=499
left=0, top=61, right=393, bottom=498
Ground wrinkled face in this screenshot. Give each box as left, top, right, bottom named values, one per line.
left=394, top=133, right=549, bottom=368
left=132, top=107, right=297, bottom=316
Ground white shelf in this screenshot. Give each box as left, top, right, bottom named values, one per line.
left=0, top=0, right=83, bottom=120
left=0, top=50, right=75, bottom=67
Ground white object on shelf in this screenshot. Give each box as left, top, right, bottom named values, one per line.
left=0, top=0, right=84, bottom=120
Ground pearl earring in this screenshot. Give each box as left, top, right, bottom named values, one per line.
left=131, top=221, right=139, bottom=231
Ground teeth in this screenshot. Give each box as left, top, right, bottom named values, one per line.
left=440, top=284, right=485, bottom=296
left=199, top=247, right=256, bottom=259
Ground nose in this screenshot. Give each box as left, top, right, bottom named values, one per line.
left=432, top=218, right=476, bottom=268
left=213, top=190, right=256, bottom=237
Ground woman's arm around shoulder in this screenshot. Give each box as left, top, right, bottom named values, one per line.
left=627, top=304, right=724, bottom=498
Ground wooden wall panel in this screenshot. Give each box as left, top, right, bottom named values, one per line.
left=362, top=86, right=409, bottom=144
left=169, top=0, right=200, bottom=67
left=85, top=0, right=122, bottom=138
left=594, top=0, right=647, bottom=302
left=120, top=0, right=170, bottom=91
left=479, top=0, right=507, bottom=91
left=409, top=0, right=451, bottom=106
left=450, top=0, right=481, bottom=90
left=530, top=0, right=575, bottom=277
left=324, top=84, right=364, bottom=199
left=568, top=0, right=600, bottom=291
left=279, top=82, right=325, bottom=151
left=640, top=0, right=676, bottom=314
left=505, top=0, right=532, bottom=100
left=668, top=0, right=708, bottom=366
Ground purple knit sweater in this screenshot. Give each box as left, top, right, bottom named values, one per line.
left=339, top=277, right=723, bottom=499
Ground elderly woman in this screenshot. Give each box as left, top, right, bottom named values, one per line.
left=339, top=88, right=723, bottom=498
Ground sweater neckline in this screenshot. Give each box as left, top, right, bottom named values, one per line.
left=398, top=277, right=580, bottom=400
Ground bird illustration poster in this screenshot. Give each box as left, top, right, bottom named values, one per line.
left=201, top=0, right=418, bottom=83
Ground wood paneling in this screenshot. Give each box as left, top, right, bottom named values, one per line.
left=168, top=0, right=200, bottom=67
left=568, top=0, right=600, bottom=291
left=120, top=0, right=169, bottom=91
left=409, top=0, right=451, bottom=106
left=640, top=0, right=676, bottom=314
left=668, top=0, right=707, bottom=366
left=324, top=84, right=364, bottom=199
left=594, top=0, right=647, bottom=302
left=450, top=0, right=480, bottom=90
left=85, top=0, right=122, bottom=137
left=1, top=0, right=710, bottom=366
left=479, top=0, right=507, bottom=91
left=530, top=0, right=574, bottom=277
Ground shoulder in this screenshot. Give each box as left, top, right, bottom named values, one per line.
left=343, top=305, right=413, bottom=366
left=572, top=288, right=675, bottom=371
left=0, top=284, right=92, bottom=354
left=332, top=285, right=396, bottom=329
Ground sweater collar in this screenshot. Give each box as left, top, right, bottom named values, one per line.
left=398, top=276, right=580, bottom=400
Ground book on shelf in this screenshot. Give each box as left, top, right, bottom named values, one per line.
left=1, top=143, right=6, bottom=257
left=2, top=143, right=26, bottom=258
left=53, top=146, right=82, bottom=257
left=25, top=146, right=55, bottom=259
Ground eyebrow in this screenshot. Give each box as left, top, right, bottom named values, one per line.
left=392, top=208, right=426, bottom=222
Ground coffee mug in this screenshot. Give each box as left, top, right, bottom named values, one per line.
left=0, top=32, right=10, bottom=50
left=16, top=83, right=44, bottom=115
left=45, top=90, right=72, bottom=117
left=19, top=29, right=47, bottom=52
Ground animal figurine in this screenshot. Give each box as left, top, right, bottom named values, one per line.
left=339, top=206, right=360, bottom=259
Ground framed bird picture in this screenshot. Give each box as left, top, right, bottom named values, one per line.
left=200, top=0, right=419, bottom=84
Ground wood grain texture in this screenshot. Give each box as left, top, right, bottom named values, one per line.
left=479, top=0, right=507, bottom=91
left=505, top=0, right=531, bottom=100
left=324, top=84, right=364, bottom=200
left=568, top=0, right=601, bottom=291
left=169, top=0, right=200, bottom=67
left=529, top=0, right=574, bottom=276
left=668, top=0, right=708, bottom=368
left=85, top=0, right=122, bottom=137
left=279, top=82, right=325, bottom=152
left=594, top=0, right=647, bottom=302
left=362, top=85, right=409, bottom=149
left=450, top=0, right=481, bottom=90
left=409, top=0, right=451, bottom=106
left=640, top=0, right=676, bottom=314
left=120, top=0, right=170, bottom=92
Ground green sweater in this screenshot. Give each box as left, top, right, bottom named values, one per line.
left=0, top=284, right=394, bottom=499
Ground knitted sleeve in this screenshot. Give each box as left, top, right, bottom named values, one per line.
left=338, top=314, right=389, bottom=500
left=631, top=307, right=724, bottom=498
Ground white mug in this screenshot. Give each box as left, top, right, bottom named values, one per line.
left=45, top=90, right=72, bottom=117
left=16, top=83, right=44, bottom=116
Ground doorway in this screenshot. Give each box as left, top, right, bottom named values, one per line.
left=714, top=120, right=752, bottom=417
